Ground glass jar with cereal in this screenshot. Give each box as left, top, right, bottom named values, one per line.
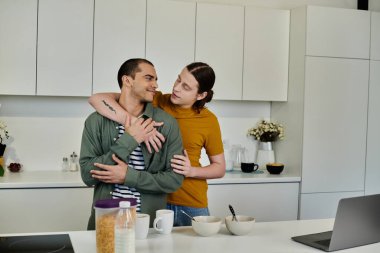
left=95, top=198, right=137, bottom=253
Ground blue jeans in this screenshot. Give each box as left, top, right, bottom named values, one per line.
left=167, top=203, right=210, bottom=227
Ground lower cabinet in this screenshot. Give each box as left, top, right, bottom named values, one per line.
left=299, top=191, right=364, bottom=220
left=207, top=182, right=299, bottom=221
left=0, top=187, right=93, bottom=233
left=1, top=183, right=299, bottom=233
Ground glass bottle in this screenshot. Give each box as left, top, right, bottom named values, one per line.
left=69, top=152, right=78, bottom=172
left=223, top=140, right=233, bottom=171
left=61, top=157, right=69, bottom=172
left=114, top=201, right=136, bottom=253
left=231, top=144, right=245, bottom=169
left=74, top=152, right=79, bottom=171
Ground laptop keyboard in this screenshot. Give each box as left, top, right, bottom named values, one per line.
left=315, top=239, right=331, bottom=247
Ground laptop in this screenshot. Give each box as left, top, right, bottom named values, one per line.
left=292, top=194, right=380, bottom=252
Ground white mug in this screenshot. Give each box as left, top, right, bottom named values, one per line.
left=153, top=209, right=174, bottom=234
left=135, top=213, right=150, bottom=239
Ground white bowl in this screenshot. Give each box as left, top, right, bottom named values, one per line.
left=192, top=216, right=222, bottom=237
left=225, top=215, right=255, bottom=235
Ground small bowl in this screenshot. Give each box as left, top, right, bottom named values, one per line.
left=266, top=163, right=284, bottom=174
left=192, top=216, right=222, bottom=237
left=7, top=163, right=22, bottom=173
left=225, top=215, right=255, bottom=236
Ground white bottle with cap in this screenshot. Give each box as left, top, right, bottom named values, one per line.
left=114, top=201, right=135, bottom=253
left=69, top=152, right=79, bottom=172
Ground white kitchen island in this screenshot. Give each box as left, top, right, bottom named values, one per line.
left=1, top=219, right=379, bottom=253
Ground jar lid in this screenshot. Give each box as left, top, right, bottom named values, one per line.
left=94, top=198, right=137, bottom=208
left=119, top=201, right=130, bottom=208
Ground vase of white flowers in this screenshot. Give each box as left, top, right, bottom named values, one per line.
left=0, top=120, right=10, bottom=177
left=247, top=120, right=284, bottom=169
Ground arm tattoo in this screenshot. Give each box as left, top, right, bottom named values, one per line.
left=102, top=100, right=116, bottom=114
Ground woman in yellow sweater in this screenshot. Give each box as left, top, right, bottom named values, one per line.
left=89, top=62, right=225, bottom=226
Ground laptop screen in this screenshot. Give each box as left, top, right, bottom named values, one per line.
left=292, top=194, right=380, bottom=252
left=329, top=194, right=380, bottom=251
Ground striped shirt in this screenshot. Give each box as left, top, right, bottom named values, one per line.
left=112, top=124, right=145, bottom=212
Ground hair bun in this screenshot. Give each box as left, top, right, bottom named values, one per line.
left=205, top=90, right=214, bottom=103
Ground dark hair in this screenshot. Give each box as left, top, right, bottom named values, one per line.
left=117, top=58, right=154, bottom=89
left=187, top=62, right=215, bottom=112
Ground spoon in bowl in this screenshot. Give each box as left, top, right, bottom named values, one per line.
left=181, top=210, right=196, bottom=222
left=229, top=204, right=238, bottom=222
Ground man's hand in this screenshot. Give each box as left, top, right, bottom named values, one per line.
left=91, top=154, right=128, bottom=184
left=125, top=116, right=153, bottom=143
left=125, top=116, right=165, bottom=150
left=144, top=121, right=165, bottom=153
left=171, top=150, right=194, bottom=177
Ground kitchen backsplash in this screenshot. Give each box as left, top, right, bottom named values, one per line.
left=0, top=95, right=270, bottom=171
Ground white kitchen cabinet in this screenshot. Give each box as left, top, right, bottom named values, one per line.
left=195, top=3, right=244, bottom=100
left=0, top=187, right=93, bottom=233
left=305, top=6, right=370, bottom=59
left=37, top=0, right=93, bottom=96
left=302, top=57, right=368, bottom=193
left=92, top=0, right=146, bottom=93
left=365, top=60, right=380, bottom=195
left=208, top=183, right=299, bottom=221
left=1, top=0, right=290, bottom=101
left=300, top=191, right=363, bottom=219
left=0, top=0, right=37, bottom=95
left=271, top=6, right=370, bottom=219
left=371, top=12, right=380, bottom=60
left=243, top=7, right=289, bottom=101
left=146, top=0, right=195, bottom=94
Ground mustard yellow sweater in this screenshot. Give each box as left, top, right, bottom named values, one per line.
left=154, top=92, right=224, bottom=208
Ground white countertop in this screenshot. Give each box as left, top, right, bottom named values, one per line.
left=0, top=169, right=300, bottom=189
left=0, top=170, right=87, bottom=188
left=208, top=169, right=300, bottom=184
left=2, top=219, right=379, bottom=253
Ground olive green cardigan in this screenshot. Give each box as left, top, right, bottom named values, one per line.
left=79, top=103, right=184, bottom=229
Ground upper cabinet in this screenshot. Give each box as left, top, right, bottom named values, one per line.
left=195, top=3, right=244, bottom=100
left=305, top=6, right=370, bottom=59
left=1, top=0, right=292, bottom=101
left=243, top=7, right=289, bottom=101
left=0, top=0, right=37, bottom=95
left=146, top=0, right=195, bottom=94
left=302, top=57, right=369, bottom=193
left=37, top=0, right=93, bottom=96
left=365, top=60, right=380, bottom=195
left=371, top=12, right=380, bottom=60
left=364, top=11, right=380, bottom=193
left=272, top=6, right=371, bottom=219
left=92, top=0, right=146, bottom=93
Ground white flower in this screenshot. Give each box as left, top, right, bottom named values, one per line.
left=0, top=121, right=6, bottom=129
left=0, top=120, right=10, bottom=144
left=247, top=120, right=284, bottom=142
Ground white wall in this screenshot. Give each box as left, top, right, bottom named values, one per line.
left=0, top=96, right=93, bottom=171
left=370, top=0, right=380, bottom=11
left=0, top=95, right=269, bottom=171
